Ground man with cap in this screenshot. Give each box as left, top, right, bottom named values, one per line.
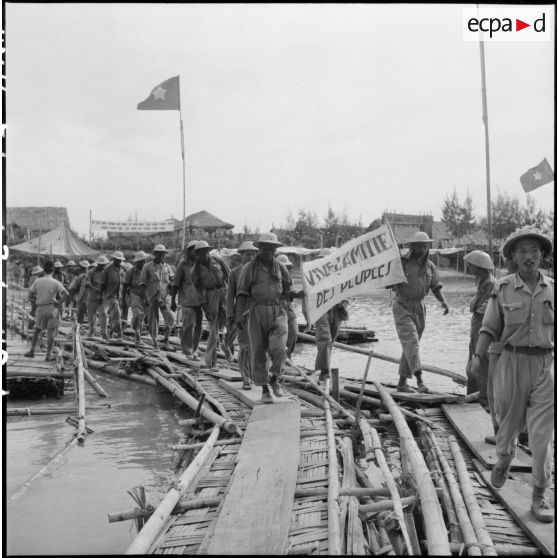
left=235, top=232, right=300, bottom=403
left=191, top=241, right=230, bottom=368
left=226, top=241, right=258, bottom=388
left=463, top=250, right=496, bottom=410
left=171, top=241, right=204, bottom=358
left=67, top=260, right=90, bottom=324
left=24, top=260, right=69, bottom=361
left=275, top=254, right=300, bottom=361
left=123, top=251, right=149, bottom=343
left=140, top=244, right=175, bottom=349
left=99, top=251, right=125, bottom=339
left=471, top=227, right=554, bottom=522
left=84, top=255, right=109, bottom=336
left=390, top=231, right=449, bottom=393
left=53, top=261, right=68, bottom=287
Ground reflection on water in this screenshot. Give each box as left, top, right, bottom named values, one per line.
left=7, top=277, right=478, bottom=554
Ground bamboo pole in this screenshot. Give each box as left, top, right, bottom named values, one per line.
left=373, top=381, right=450, bottom=555
left=353, top=352, right=373, bottom=429
left=74, top=326, right=87, bottom=443
left=7, top=405, right=110, bottom=416
left=448, top=542, right=540, bottom=556
left=324, top=379, right=342, bottom=555
left=147, top=366, right=237, bottom=434
left=359, top=418, right=413, bottom=554
left=297, top=331, right=467, bottom=385
left=448, top=436, right=497, bottom=556
left=5, top=369, right=74, bottom=379
left=87, top=359, right=157, bottom=386
left=359, top=496, right=417, bottom=515
left=423, top=427, right=481, bottom=556
left=125, top=425, right=220, bottom=554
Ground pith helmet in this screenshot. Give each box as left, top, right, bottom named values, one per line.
left=111, top=250, right=125, bottom=261
left=132, top=250, right=149, bottom=262
left=237, top=240, right=258, bottom=252
left=407, top=231, right=434, bottom=244
left=79, top=260, right=90, bottom=269
left=254, top=232, right=283, bottom=247
left=152, top=244, right=168, bottom=253
left=463, top=250, right=494, bottom=270
left=31, top=265, right=43, bottom=275
left=194, top=240, right=214, bottom=252
left=67, top=260, right=76, bottom=267
left=276, top=254, right=293, bottom=267
left=501, top=227, right=553, bottom=259
left=96, top=255, right=109, bottom=265
left=187, top=240, right=198, bottom=250
left=54, top=261, right=64, bottom=268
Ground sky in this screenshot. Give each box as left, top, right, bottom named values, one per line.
left=4, top=3, right=555, bottom=237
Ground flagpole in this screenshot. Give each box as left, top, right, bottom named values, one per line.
left=478, top=8, right=493, bottom=258
left=178, top=76, right=186, bottom=251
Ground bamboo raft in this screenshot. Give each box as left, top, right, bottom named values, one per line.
left=5, top=284, right=553, bottom=555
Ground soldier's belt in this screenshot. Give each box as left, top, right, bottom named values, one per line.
left=504, top=344, right=553, bottom=355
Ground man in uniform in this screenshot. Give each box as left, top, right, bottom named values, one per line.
left=53, top=261, right=68, bottom=287
left=226, top=241, right=258, bottom=388
left=84, top=255, right=108, bottom=336
left=390, top=231, right=449, bottom=393
left=235, top=232, right=300, bottom=403
left=275, top=254, right=300, bottom=362
left=123, top=251, right=148, bottom=343
left=99, top=251, right=124, bottom=339
left=67, top=260, right=90, bottom=324
left=24, top=260, right=68, bottom=361
left=171, top=241, right=204, bottom=359
left=140, top=244, right=174, bottom=349
left=471, top=227, right=554, bottom=523
left=27, top=265, right=44, bottom=329
left=191, top=241, right=229, bottom=368
left=463, top=250, right=496, bottom=410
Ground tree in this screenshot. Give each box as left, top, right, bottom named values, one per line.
left=441, top=189, right=476, bottom=242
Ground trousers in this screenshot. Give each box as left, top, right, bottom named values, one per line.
left=202, top=289, right=226, bottom=368
left=100, top=297, right=122, bottom=337
left=147, top=298, right=174, bottom=342
left=181, top=305, right=203, bottom=355
left=392, top=298, right=425, bottom=379
left=286, top=306, right=298, bottom=358
left=314, top=309, right=342, bottom=371
left=87, top=298, right=102, bottom=335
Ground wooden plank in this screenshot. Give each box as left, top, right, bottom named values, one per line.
left=205, top=368, right=243, bottom=382
left=207, top=402, right=301, bottom=555
left=473, top=460, right=555, bottom=555
left=442, top=403, right=531, bottom=470
left=219, top=379, right=298, bottom=408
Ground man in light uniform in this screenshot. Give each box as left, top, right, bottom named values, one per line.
left=390, top=231, right=449, bottom=393
left=24, top=260, right=68, bottom=361
left=84, top=255, right=108, bottom=336
left=123, top=251, right=148, bottom=343
left=227, top=241, right=258, bottom=388
left=471, top=227, right=554, bottom=523
left=140, top=244, right=174, bottom=349
left=171, top=241, right=203, bottom=359
left=99, top=251, right=124, bottom=339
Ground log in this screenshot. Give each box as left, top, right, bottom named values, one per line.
left=147, top=366, right=237, bottom=434
left=359, top=418, right=413, bottom=554
left=423, top=427, right=481, bottom=556
left=6, top=369, right=74, bottom=379
left=87, top=359, right=157, bottom=386
left=373, top=381, right=450, bottom=555
left=297, top=331, right=467, bottom=385
left=447, top=542, right=540, bottom=556
left=324, top=379, right=342, bottom=555
left=74, top=327, right=87, bottom=443
left=125, top=425, right=220, bottom=554
left=78, top=335, right=109, bottom=397
left=171, top=438, right=241, bottom=451
left=448, top=436, right=497, bottom=556
left=359, top=495, right=417, bottom=515
left=7, top=405, right=110, bottom=416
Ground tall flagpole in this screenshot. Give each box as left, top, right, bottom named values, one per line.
left=178, top=76, right=186, bottom=251
left=478, top=8, right=493, bottom=258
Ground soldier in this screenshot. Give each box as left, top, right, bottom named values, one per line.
left=99, top=251, right=124, bottom=339
left=390, top=231, right=449, bottom=393
left=463, top=250, right=496, bottom=410
left=53, top=261, right=68, bottom=287
left=226, top=241, right=258, bottom=388
left=24, top=260, right=68, bottom=361
left=67, top=260, right=90, bottom=324
left=84, top=255, right=108, bottom=336
left=123, top=251, right=148, bottom=343
left=171, top=241, right=204, bottom=359
left=235, top=232, right=301, bottom=404
left=27, top=265, right=44, bottom=329
left=191, top=241, right=229, bottom=368
left=275, top=254, right=300, bottom=361
left=140, top=244, right=174, bottom=349
left=471, top=227, right=554, bottom=523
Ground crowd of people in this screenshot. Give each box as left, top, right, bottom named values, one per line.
left=12, top=225, right=555, bottom=521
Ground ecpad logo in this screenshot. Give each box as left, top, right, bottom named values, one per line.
left=463, top=8, right=552, bottom=41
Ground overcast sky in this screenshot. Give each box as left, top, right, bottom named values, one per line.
left=5, top=3, right=555, bottom=237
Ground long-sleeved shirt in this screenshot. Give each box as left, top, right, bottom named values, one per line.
left=84, top=267, right=105, bottom=302
left=191, top=257, right=229, bottom=295
left=236, top=256, right=292, bottom=305
left=140, top=261, right=174, bottom=303
left=173, top=259, right=201, bottom=307
left=480, top=271, right=554, bottom=349
left=124, top=265, right=144, bottom=297
left=100, top=263, right=122, bottom=300
left=226, top=265, right=243, bottom=319
left=28, top=275, right=68, bottom=306
left=393, top=253, right=442, bottom=302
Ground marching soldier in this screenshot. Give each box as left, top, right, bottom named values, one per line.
left=123, top=251, right=149, bottom=343
left=84, top=255, right=108, bottom=336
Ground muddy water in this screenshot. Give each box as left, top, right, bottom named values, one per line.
left=6, top=274, right=478, bottom=554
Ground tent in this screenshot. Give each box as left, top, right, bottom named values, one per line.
left=178, top=210, right=234, bottom=231
left=10, top=225, right=99, bottom=259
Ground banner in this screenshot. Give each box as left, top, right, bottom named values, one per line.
left=91, top=219, right=175, bottom=233
left=301, top=224, right=406, bottom=324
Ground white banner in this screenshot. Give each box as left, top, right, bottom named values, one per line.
left=301, top=224, right=406, bottom=325
left=91, top=219, right=175, bottom=233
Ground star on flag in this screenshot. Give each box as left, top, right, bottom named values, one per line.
left=137, top=76, right=180, bottom=110
left=520, top=158, right=554, bottom=193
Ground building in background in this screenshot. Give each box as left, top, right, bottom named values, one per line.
left=6, top=207, right=70, bottom=244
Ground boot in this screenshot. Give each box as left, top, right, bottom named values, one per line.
left=261, top=386, right=273, bottom=404
left=414, top=370, right=430, bottom=393
left=531, top=487, right=554, bottom=523
left=318, top=369, right=329, bottom=383
left=397, top=377, right=413, bottom=393
left=134, top=331, right=141, bottom=344
left=270, top=375, right=283, bottom=398
left=490, top=456, right=512, bottom=488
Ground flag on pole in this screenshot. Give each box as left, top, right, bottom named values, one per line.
left=137, top=76, right=180, bottom=110
left=520, top=158, right=554, bottom=192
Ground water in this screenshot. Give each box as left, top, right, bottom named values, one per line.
left=6, top=272, right=478, bottom=554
